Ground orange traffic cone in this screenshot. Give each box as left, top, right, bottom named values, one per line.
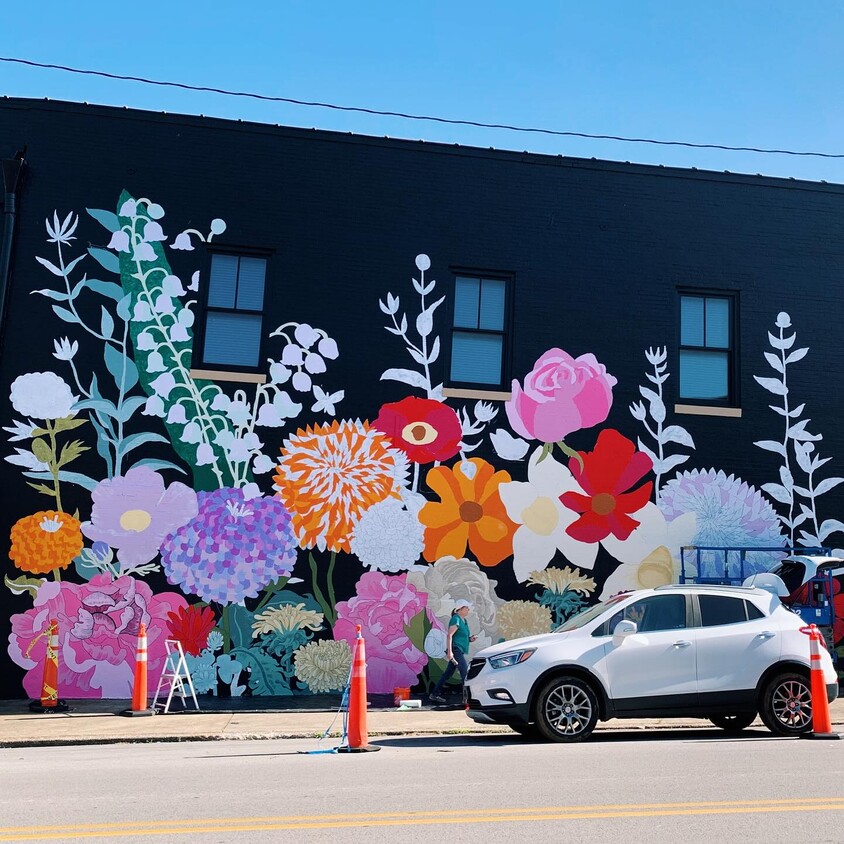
left=800, top=624, right=840, bottom=741
left=338, top=625, right=381, bottom=753
left=120, top=622, right=155, bottom=717
left=27, top=618, right=69, bottom=713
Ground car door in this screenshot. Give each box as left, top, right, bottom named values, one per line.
left=694, top=595, right=782, bottom=703
left=601, top=593, right=697, bottom=710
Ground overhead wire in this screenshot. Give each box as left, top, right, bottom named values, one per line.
left=2, top=55, right=843, bottom=160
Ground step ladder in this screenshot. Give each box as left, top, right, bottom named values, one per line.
left=152, top=639, right=200, bottom=714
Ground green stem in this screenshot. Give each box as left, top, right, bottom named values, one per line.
left=53, top=567, right=62, bottom=582
left=46, top=422, right=63, bottom=512
left=556, top=439, right=584, bottom=471
left=308, top=553, right=333, bottom=626
left=253, top=578, right=288, bottom=613
left=326, top=551, right=337, bottom=626
left=221, top=604, right=232, bottom=654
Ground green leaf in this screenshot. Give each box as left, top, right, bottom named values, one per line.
left=230, top=647, right=292, bottom=696
left=128, top=458, right=187, bottom=475
left=116, top=293, right=132, bottom=322
left=116, top=395, right=147, bottom=423
left=52, top=417, right=87, bottom=433
left=403, top=609, right=431, bottom=653
left=75, top=397, right=119, bottom=419
left=228, top=604, right=258, bottom=650
left=5, top=574, right=45, bottom=597
left=52, top=305, right=79, bottom=324
left=119, top=431, right=170, bottom=457
left=26, top=481, right=57, bottom=497
left=23, top=470, right=99, bottom=491
left=58, top=439, right=90, bottom=468
left=87, top=208, right=120, bottom=233
left=88, top=247, right=120, bottom=275
left=86, top=279, right=125, bottom=301
left=100, top=306, right=114, bottom=339
left=31, top=438, right=52, bottom=464
left=104, top=343, right=139, bottom=392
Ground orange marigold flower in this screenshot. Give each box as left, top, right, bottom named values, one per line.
left=10, top=510, right=84, bottom=575
left=274, top=419, right=407, bottom=553
left=419, top=458, right=517, bottom=567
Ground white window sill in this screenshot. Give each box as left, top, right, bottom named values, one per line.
left=190, top=368, right=267, bottom=385
left=442, top=387, right=512, bottom=402
left=674, top=403, right=742, bottom=418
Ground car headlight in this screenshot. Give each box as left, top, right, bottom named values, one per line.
left=488, top=649, right=535, bottom=669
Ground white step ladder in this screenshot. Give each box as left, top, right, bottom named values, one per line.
left=153, top=639, right=200, bottom=713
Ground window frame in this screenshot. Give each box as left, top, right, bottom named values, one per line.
left=194, top=245, right=274, bottom=374
left=445, top=267, right=514, bottom=391
left=677, top=287, right=740, bottom=407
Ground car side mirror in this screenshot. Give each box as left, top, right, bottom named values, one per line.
left=612, top=619, right=637, bottom=646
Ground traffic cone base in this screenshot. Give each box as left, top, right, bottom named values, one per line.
left=28, top=698, right=69, bottom=714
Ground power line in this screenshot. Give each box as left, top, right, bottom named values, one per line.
left=3, top=55, right=843, bottom=160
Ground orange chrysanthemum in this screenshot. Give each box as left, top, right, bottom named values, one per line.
left=9, top=510, right=84, bottom=575
left=419, top=458, right=517, bottom=567
left=274, top=419, right=407, bottom=553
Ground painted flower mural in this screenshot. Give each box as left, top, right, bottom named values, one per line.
left=274, top=420, right=407, bottom=553
left=419, top=458, right=517, bottom=566
left=349, top=499, right=425, bottom=572
left=372, top=397, right=462, bottom=464
left=9, top=511, right=84, bottom=576
left=294, top=639, right=352, bottom=693
left=9, top=574, right=187, bottom=698
left=333, top=572, right=437, bottom=693
left=506, top=348, right=616, bottom=444
left=166, top=604, right=216, bottom=656
left=497, top=600, right=553, bottom=640
left=160, top=489, right=298, bottom=604
left=83, top=467, right=198, bottom=568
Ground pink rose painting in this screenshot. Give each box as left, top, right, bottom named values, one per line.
left=334, top=572, right=441, bottom=694
left=9, top=574, right=188, bottom=699
left=506, top=348, right=617, bottom=443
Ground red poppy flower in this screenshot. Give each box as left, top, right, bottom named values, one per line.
left=372, top=396, right=463, bottom=464
left=560, top=428, right=653, bottom=543
left=166, top=604, right=217, bottom=656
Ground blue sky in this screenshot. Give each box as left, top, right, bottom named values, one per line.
left=3, top=1, right=843, bottom=183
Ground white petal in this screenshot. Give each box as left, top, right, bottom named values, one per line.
left=512, top=527, right=557, bottom=583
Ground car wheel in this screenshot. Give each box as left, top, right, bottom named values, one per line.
left=759, top=672, right=813, bottom=736
left=709, top=712, right=757, bottom=733
left=509, top=723, right=542, bottom=739
left=534, top=675, right=599, bottom=743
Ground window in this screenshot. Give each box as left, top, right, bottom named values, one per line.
left=449, top=275, right=509, bottom=387
left=698, top=595, right=749, bottom=627
left=199, top=252, right=268, bottom=370
left=745, top=601, right=766, bottom=620
left=679, top=293, right=736, bottom=403
left=596, top=594, right=687, bottom=635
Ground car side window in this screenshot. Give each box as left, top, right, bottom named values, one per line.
left=699, top=595, right=749, bottom=626
left=595, top=594, right=686, bottom=635
left=745, top=600, right=766, bottom=620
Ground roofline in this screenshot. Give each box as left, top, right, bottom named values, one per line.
left=3, top=96, right=844, bottom=195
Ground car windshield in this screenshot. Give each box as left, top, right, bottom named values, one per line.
left=556, top=594, right=628, bottom=631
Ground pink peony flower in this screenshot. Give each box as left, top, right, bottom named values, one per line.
left=8, top=574, right=188, bottom=699
left=333, top=572, right=441, bottom=694
left=506, top=348, right=617, bottom=443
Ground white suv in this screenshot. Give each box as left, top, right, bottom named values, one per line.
left=466, top=584, right=838, bottom=742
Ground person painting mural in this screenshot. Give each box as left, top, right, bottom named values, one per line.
left=429, top=599, right=476, bottom=704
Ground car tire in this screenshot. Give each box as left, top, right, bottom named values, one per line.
left=709, top=712, right=757, bottom=733
left=759, top=672, right=813, bottom=736
left=509, top=723, right=542, bottom=740
left=534, top=675, right=599, bottom=743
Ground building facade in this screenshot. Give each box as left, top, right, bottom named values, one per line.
left=1, top=97, right=843, bottom=701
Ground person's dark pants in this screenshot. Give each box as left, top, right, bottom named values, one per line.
left=431, top=648, right=468, bottom=696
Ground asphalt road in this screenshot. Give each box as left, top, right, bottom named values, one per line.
left=1, top=729, right=843, bottom=843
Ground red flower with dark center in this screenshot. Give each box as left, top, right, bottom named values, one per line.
left=166, top=604, right=217, bottom=656
left=372, top=396, right=463, bottom=464
left=560, top=428, right=654, bottom=543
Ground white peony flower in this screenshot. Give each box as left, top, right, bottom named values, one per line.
left=10, top=372, right=78, bottom=419
left=350, top=499, right=424, bottom=572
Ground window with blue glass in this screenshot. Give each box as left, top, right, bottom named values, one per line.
left=200, top=253, right=268, bottom=369
left=450, top=275, right=509, bottom=387
left=679, top=292, right=736, bottom=403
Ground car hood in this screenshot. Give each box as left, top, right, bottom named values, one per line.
left=475, top=631, right=571, bottom=658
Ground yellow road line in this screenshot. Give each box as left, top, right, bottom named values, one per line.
left=1, top=800, right=843, bottom=840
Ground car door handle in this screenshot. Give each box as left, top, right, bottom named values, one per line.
left=757, top=631, right=776, bottom=640
left=672, top=640, right=692, bottom=649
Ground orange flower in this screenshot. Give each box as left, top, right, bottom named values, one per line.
left=419, top=459, right=517, bottom=567
left=275, top=419, right=406, bottom=553
left=10, top=510, right=84, bottom=575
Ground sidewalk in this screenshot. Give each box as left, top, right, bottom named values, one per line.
left=2, top=697, right=843, bottom=748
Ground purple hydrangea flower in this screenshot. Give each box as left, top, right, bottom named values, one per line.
left=160, top=488, right=298, bottom=604
left=659, top=469, right=786, bottom=577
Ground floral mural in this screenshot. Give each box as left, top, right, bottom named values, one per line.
left=4, top=194, right=844, bottom=701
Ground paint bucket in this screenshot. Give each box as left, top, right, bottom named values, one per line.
left=393, top=687, right=411, bottom=707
